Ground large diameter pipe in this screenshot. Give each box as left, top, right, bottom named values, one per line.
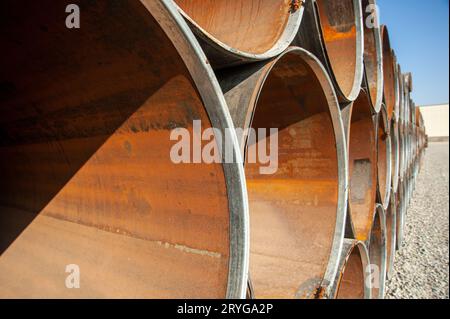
left=377, top=105, right=392, bottom=210
left=0, top=0, right=248, bottom=298
left=361, top=0, right=383, bottom=113
left=331, top=239, right=371, bottom=299
left=173, top=0, right=304, bottom=69
left=392, top=51, right=401, bottom=121
left=381, top=26, right=396, bottom=122
left=391, top=115, right=400, bottom=194
left=385, top=188, right=397, bottom=279
left=396, top=181, right=407, bottom=250
left=342, top=90, right=377, bottom=241
left=396, top=63, right=404, bottom=123
left=294, top=0, right=364, bottom=102
left=218, top=47, right=348, bottom=299
left=367, top=204, right=387, bottom=299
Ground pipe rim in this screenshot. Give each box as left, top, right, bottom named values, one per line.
left=333, top=239, right=372, bottom=299
left=386, top=188, right=397, bottom=279
left=392, top=51, right=401, bottom=121
left=174, top=1, right=305, bottom=63
left=391, top=114, right=400, bottom=194
left=362, top=0, right=383, bottom=113
left=314, top=0, right=365, bottom=102
left=367, top=204, right=387, bottom=299
left=148, top=0, right=250, bottom=298
left=381, top=25, right=396, bottom=122
left=378, top=104, right=392, bottom=210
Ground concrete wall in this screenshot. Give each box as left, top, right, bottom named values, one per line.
left=419, top=104, right=449, bottom=139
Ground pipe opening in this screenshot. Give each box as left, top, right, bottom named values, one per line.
left=377, top=106, right=392, bottom=208
left=174, top=0, right=296, bottom=55
left=0, top=0, right=233, bottom=298
left=315, top=0, right=362, bottom=100
left=241, top=51, right=342, bottom=298
left=381, top=26, right=396, bottom=121
left=391, top=118, right=400, bottom=193
left=336, top=243, right=368, bottom=299
left=362, top=0, right=382, bottom=112
left=348, top=90, right=377, bottom=241
left=368, top=205, right=386, bottom=299
left=385, top=189, right=397, bottom=278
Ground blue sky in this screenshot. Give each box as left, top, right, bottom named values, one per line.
left=377, top=0, right=449, bottom=106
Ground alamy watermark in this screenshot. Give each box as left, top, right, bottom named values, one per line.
left=65, top=264, right=80, bottom=289
left=365, top=3, right=381, bottom=29
left=170, top=120, right=279, bottom=175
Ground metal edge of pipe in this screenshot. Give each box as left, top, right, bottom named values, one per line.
left=367, top=204, right=387, bottom=299
left=370, top=0, right=384, bottom=114
left=329, top=239, right=372, bottom=299
left=396, top=180, right=407, bottom=250
left=386, top=187, right=397, bottom=279
left=378, top=104, right=392, bottom=210
left=392, top=50, right=400, bottom=122
left=360, top=0, right=383, bottom=114
left=391, top=113, right=400, bottom=194
left=173, top=0, right=305, bottom=69
left=144, top=0, right=250, bottom=299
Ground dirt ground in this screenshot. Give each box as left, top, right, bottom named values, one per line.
left=386, top=142, right=449, bottom=299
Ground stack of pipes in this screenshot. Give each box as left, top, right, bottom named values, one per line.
left=0, top=0, right=427, bottom=299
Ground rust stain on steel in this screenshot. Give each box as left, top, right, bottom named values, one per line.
left=362, top=0, right=382, bottom=112
left=290, top=0, right=302, bottom=13
left=315, top=0, right=359, bottom=98
left=335, top=243, right=367, bottom=299
left=174, top=0, right=292, bottom=54
left=377, top=108, right=389, bottom=208
left=0, top=0, right=230, bottom=298
left=381, top=26, right=396, bottom=121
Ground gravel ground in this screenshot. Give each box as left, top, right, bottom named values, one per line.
left=386, top=142, right=449, bottom=299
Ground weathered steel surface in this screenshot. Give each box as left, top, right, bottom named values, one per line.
left=367, top=204, right=387, bottom=299
left=385, top=188, right=397, bottom=279
left=0, top=0, right=249, bottom=298
left=332, top=239, right=371, bottom=299
left=174, top=0, right=304, bottom=69
left=361, top=0, right=383, bottom=113
left=377, top=105, right=392, bottom=210
left=381, top=26, right=396, bottom=122
left=293, top=0, right=364, bottom=103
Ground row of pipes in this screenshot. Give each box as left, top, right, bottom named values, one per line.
left=0, top=0, right=428, bottom=299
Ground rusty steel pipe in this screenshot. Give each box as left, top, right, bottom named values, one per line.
left=0, top=0, right=249, bottom=298
left=331, top=239, right=371, bottom=299
left=392, top=51, right=401, bottom=122
left=381, top=26, right=396, bottom=122
left=396, top=180, right=407, bottom=250
left=342, top=90, right=377, bottom=242
left=218, top=47, right=348, bottom=299
left=361, top=0, right=383, bottom=113
left=367, top=204, right=387, bottom=299
left=294, top=0, right=364, bottom=102
left=385, top=188, right=397, bottom=279
left=391, top=115, right=400, bottom=194
left=377, top=105, right=392, bottom=210
left=173, top=0, right=304, bottom=69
